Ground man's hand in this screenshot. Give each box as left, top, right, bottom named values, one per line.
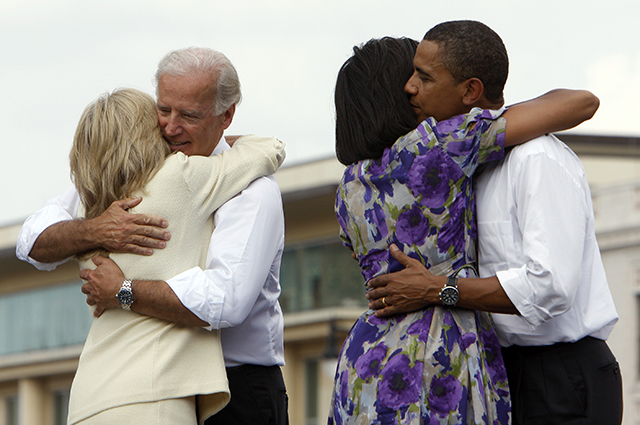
left=29, top=197, right=171, bottom=263
left=80, top=256, right=210, bottom=326
left=366, top=245, right=518, bottom=316
left=365, top=244, right=444, bottom=317
left=89, top=197, right=171, bottom=256
left=80, top=256, right=125, bottom=317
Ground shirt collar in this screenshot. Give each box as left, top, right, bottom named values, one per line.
left=211, top=136, right=230, bottom=156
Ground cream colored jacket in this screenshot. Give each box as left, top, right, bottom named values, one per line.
left=68, top=135, right=285, bottom=424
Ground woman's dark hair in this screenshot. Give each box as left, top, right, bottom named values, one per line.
left=335, top=37, right=418, bottom=165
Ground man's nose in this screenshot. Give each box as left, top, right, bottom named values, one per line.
left=162, top=113, right=183, bottom=136
left=404, top=76, right=417, bottom=95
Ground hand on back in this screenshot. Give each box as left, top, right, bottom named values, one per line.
left=92, top=197, right=171, bottom=256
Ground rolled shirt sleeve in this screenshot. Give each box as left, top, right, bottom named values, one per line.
left=489, top=142, right=587, bottom=328
left=16, top=186, right=81, bottom=270
left=477, top=135, right=617, bottom=346
left=166, top=266, right=225, bottom=330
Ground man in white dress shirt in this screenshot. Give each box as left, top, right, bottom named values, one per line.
left=364, top=21, right=622, bottom=424
left=474, top=134, right=620, bottom=424
left=16, top=47, right=288, bottom=425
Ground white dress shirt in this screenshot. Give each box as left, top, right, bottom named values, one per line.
left=16, top=138, right=285, bottom=367
left=475, top=135, right=618, bottom=347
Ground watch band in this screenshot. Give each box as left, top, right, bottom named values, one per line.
left=117, top=278, right=134, bottom=310
left=446, top=276, right=457, bottom=289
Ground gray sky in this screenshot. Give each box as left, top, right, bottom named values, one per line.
left=2, top=0, right=639, bottom=226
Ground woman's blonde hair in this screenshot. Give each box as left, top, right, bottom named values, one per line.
left=69, top=88, right=170, bottom=220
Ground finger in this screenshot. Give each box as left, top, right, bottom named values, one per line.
left=366, top=275, right=388, bottom=289
left=132, top=213, right=169, bottom=230
left=389, top=244, right=414, bottom=266
left=365, top=287, right=383, bottom=300
left=367, top=296, right=389, bottom=311
left=374, top=306, right=395, bottom=318
left=131, top=226, right=171, bottom=243
left=115, top=197, right=143, bottom=210
left=133, top=234, right=169, bottom=248
left=92, top=255, right=108, bottom=266
left=81, top=283, right=92, bottom=295
left=79, top=269, right=91, bottom=281
left=99, top=255, right=115, bottom=266
left=380, top=297, right=391, bottom=309
left=122, top=244, right=154, bottom=256
left=86, top=296, right=96, bottom=306
left=94, top=306, right=105, bottom=317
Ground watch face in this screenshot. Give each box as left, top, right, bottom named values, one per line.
left=117, top=289, right=133, bottom=306
left=440, top=287, right=459, bottom=306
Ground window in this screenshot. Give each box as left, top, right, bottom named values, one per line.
left=280, top=240, right=366, bottom=313
left=53, top=389, right=70, bottom=425
left=305, top=359, right=319, bottom=425
left=0, top=282, right=92, bottom=356
left=5, top=395, right=17, bottom=425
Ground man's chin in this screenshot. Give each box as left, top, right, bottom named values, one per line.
left=411, top=107, right=427, bottom=124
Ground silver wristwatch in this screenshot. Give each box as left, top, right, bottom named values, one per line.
left=116, top=278, right=134, bottom=310
left=439, top=276, right=459, bottom=307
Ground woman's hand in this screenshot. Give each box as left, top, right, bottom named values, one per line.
left=225, top=135, right=244, bottom=146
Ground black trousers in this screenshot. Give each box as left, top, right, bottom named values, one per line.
left=502, top=336, right=622, bottom=425
left=204, top=364, right=289, bottom=425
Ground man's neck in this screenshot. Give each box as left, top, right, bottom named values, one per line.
left=474, top=96, right=504, bottom=111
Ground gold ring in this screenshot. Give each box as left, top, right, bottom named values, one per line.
left=381, top=297, right=388, bottom=307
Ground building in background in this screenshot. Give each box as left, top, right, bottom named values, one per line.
left=1, top=133, right=640, bottom=425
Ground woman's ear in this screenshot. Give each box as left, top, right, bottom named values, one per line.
left=461, top=78, right=485, bottom=106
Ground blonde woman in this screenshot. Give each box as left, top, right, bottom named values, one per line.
left=66, top=88, right=285, bottom=424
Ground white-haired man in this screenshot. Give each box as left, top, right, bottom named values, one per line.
left=17, top=47, right=288, bottom=425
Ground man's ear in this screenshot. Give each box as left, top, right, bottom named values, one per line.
left=461, top=78, right=485, bottom=106
left=220, top=103, right=236, bottom=130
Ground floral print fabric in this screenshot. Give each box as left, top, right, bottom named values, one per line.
left=330, top=308, right=509, bottom=425
left=335, top=108, right=506, bottom=282
left=330, top=108, right=510, bottom=424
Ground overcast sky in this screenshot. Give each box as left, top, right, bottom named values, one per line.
left=2, top=0, right=640, bottom=226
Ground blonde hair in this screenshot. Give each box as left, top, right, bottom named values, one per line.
left=69, top=88, right=170, bottom=220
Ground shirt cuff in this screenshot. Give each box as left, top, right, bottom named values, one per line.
left=166, top=266, right=226, bottom=330
left=496, top=267, right=550, bottom=330
left=16, top=208, right=72, bottom=271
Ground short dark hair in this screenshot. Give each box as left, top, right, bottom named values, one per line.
left=424, top=20, right=508, bottom=105
left=335, top=37, right=419, bottom=165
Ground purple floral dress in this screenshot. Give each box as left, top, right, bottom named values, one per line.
left=329, top=108, right=510, bottom=425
